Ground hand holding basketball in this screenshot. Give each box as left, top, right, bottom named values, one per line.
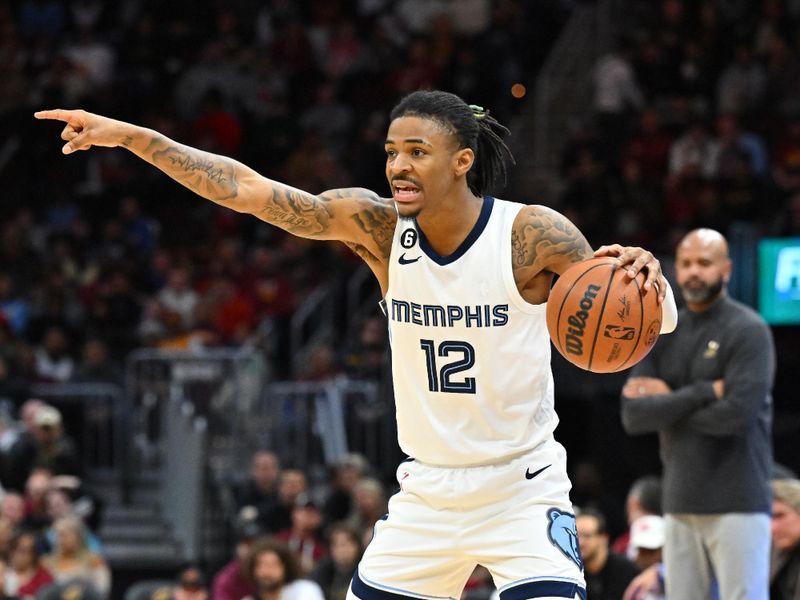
left=546, top=257, right=662, bottom=373
left=593, top=243, right=668, bottom=303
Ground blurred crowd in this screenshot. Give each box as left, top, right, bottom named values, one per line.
left=0, top=0, right=799, bottom=598
left=0, top=0, right=566, bottom=390
left=562, top=0, right=800, bottom=256
left=0, top=399, right=108, bottom=599
left=118, top=451, right=800, bottom=600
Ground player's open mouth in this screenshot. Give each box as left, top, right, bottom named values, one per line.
left=393, top=181, right=421, bottom=202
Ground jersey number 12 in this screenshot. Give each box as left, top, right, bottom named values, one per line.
left=419, top=339, right=476, bottom=394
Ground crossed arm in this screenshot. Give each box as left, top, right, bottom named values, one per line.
left=621, top=322, right=774, bottom=435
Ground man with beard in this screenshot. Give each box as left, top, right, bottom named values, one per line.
left=620, top=228, right=775, bottom=600
left=243, top=538, right=324, bottom=600
left=576, top=509, right=639, bottom=600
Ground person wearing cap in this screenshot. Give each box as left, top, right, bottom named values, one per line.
left=612, top=476, right=662, bottom=559
left=31, top=406, right=81, bottom=479
left=629, top=515, right=664, bottom=571
left=770, top=478, right=800, bottom=599
left=276, top=494, right=327, bottom=574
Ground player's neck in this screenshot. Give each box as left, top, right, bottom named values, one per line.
left=415, top=191, right=484, bottom=256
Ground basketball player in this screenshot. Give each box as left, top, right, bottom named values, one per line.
left=36, top=90, right=677, bottom=600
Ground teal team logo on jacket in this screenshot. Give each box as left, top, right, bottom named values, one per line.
left=547, top=508, right=583, bottom=570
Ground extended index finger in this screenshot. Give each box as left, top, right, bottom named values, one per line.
left=34, top=109, right=77, bottom=123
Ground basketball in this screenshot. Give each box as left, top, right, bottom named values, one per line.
left=546, top=257, right=662, bottom=373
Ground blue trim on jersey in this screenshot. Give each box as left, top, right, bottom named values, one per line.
left=351, top=570, right=453, bottom=600
left=416, top=196, right=494, bottom=265
left=499, top=580, right=587, bottom=600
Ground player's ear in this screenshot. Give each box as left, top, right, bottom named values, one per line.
left=453, top=148, right=474, bottom=177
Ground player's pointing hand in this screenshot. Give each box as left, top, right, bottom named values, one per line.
left=34, top=109, right=131, bottom=155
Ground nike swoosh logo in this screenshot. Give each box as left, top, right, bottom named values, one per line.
left=398, top=253, right=421, bottom=265
left=525, top=464, right=552, bottom=480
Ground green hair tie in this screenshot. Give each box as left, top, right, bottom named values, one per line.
left=469, top=104, right=487, bottom=120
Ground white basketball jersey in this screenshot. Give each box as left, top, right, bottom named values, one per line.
left=385, top=196, right=558, bottom=467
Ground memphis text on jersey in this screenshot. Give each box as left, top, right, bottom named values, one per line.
left=390, top=299, right=510, bottom=328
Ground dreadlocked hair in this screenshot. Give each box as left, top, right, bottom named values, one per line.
left=389, top=90, right=515, bottom=197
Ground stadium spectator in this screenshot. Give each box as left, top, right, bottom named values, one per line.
left=276, top=494, right=327, bottom=574
left=41, top=515, right=110, bottom=598
left=629, top=515, right=665, bottom=571
left=576, top=508, right=640, bottom=600
left=211, top=520, right=260, bottom=600
left=69, top=338, right=122, bottom=386
left=612, top=476, right=663, bottom=559
left=344, top=478, right=387, bottom=544
left=21, top=468, right=52, bottom=531
left=592, top=38, right=644, bottom=163
left=242, top=538, right=324, bottom=600
left=33, top=326, right=74, bottom=383
left=5, top=530, right=55, bottom=599
left=310, top=523, right=363, bottom=600
left=322, top=454, right=368, bottom=528
left=28, top=406, right=81, bottom=479
left=770, top=478, right=800, bottom=598
left=233, top=451, right=281, bottom=528
left=171, top=564, right=208, bottom=600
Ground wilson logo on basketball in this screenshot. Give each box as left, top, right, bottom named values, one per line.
left=565, top=284, right=601, bottom=356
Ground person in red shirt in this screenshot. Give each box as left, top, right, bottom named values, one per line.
left=211, top=522, right=261, bottom=600
left=6, top=531, right=55, bottom=599
left=276, top=494, right=327, bottom=574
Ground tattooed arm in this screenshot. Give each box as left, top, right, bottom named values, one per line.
left=511, top=205, right=670, bottom=307
left=510, top=205, right=592, bottom=303
left=33, top=109, right=397, bottom=260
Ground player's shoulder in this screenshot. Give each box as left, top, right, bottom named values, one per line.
left=319, top=187, right=388, bottom=204
left=513, top=202, right=567, bottom=222
left=510, top=203, right=584, bottom=241
left=319, top=187, right=398, bottom=232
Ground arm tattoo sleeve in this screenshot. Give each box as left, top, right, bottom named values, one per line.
left=262, top=184, right=334, bottom=237
left=143, top=134, right=396, bottom=249
left=350, top=205, right=395, bottom=260
left=513, top=208, right=592, bottom=270
left=147, top=136, right=239, bottom=202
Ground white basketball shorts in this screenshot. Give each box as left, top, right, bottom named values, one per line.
left=347, top=439, right=586, bottom=600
